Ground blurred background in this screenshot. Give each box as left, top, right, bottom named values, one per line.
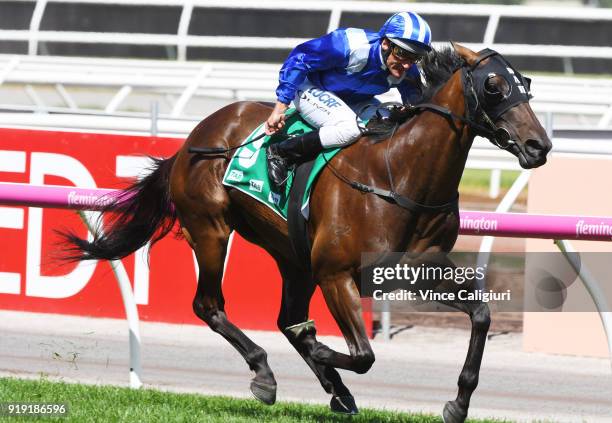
left=1, top=4, right=611, bottom=421
left=0, top=0, right=611, bottom=127
left=1, top=0, right=612, bottom=330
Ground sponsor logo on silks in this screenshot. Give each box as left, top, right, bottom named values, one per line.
left=268, top=191, right=281, bottom=206
left=249, top=179, right=264, bottom=193
left=307, top=87, right=342, bottom=108
left=227, top=169, right=244, bottom=182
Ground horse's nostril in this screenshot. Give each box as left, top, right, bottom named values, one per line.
left=525, top=139, right=548, bottom=156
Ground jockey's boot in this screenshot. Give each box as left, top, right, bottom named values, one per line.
left=267, top=131, right=323, bottom=187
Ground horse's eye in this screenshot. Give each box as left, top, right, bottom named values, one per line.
left=483, top=75, right=510, bottom=103
left=484, top=77, right=498, bottom=94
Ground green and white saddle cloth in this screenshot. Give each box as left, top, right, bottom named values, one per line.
left=222, top=109, right=341, bottom=221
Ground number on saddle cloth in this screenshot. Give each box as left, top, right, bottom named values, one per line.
left=222, top=108, right=341, bottom=220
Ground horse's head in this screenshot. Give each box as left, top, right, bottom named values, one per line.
left=453, top=43, right=552, bottom=168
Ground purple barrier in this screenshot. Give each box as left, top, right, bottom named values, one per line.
left=1, top=182, right=612, bottom=241
left=0, top=182, right=119, bottom=211
left=460, top=211, right=612, bottom=241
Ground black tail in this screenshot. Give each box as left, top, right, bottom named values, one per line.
left=60, top=155, right=178, bottom=261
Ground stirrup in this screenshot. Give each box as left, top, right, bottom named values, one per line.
left=275, top=171, right=291, bottom=187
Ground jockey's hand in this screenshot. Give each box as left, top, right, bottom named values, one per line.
left=390, top=104, right=415, bottom=122
left=265, top=102, right=289, bottom=135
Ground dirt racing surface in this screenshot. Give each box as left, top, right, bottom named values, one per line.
left=386, top=192, right=527, bottom=333
left=2, top=311, right=610, bottom=423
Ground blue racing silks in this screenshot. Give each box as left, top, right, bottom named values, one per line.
left=275, top=28, right=422, bottom=106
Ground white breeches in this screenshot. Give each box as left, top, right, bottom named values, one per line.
left=293, top=81, right=380, bottom=148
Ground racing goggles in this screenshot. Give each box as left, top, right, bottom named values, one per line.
left=390, top=44, right=422, bottom=63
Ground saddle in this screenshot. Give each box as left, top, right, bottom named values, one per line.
left=223, top=105, right=416, bottom=272
left=222, top=110, right=340, bottom=271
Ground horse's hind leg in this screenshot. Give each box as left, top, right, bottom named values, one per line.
left=276, top=261, right=357, bottom=414
left=188, top=222, right=277, bottom=405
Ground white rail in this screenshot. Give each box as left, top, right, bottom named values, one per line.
left=1, top=0, right=612, bottom=62
left=1, top=54, right=611, bottom=129
left=555, top=239, right=612, bottom=368
left=0, top=54, right=611, bottom=177
left=78, top=210, right=143, bottom=389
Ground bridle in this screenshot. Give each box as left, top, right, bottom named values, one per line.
left=460, top=48, right=532, bottom=150
left=328, top=48, right=533, bottom=213
left=187, top=48, right=533, bottom=215
left=406, top=49, right=532, bottom=151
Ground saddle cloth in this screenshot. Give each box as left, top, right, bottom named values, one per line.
left=222, top=109, right=341, bottom=221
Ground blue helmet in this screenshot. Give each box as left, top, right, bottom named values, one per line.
left=379, top=12, right=432, bottom=56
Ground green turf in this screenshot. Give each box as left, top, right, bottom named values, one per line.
left=0, top=377, right=511, bottom=423
left=459, top=169, right=522, bottom=194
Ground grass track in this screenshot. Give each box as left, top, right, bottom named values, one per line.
left=0, top=377, right=511, bottom=423
left=459, top=169, right=521, bottom=194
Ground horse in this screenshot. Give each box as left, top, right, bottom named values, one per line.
left=61, top=43, right=551, bottom=422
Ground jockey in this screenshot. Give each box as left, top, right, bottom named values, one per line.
left=265, top=12, right=432, bottom=187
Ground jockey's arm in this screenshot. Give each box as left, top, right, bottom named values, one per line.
left=265, top=101, right=290, bottom=135
left=275, top=31, right=347, bottom=105
left=267, top=31, right=349, bottom=136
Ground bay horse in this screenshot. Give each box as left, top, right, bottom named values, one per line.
left=62, top=43, right=551, bottom=422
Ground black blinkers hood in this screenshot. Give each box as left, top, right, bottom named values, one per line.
left=468, top=49, right=532, bottom=121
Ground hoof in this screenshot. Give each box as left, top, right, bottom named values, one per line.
left=330, top=395, right=358, bottom=415
left=250, top=379, right=277, bottom=405
left=442, top=401, right=467, bottom=423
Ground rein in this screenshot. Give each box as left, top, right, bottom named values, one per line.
left=324, top=104, right=460, bottom=213
left=187, top=49, right=523, bottom=215
left=322, top=110, right=460, bottom=213
left=324, top=49, right=522, bottom=214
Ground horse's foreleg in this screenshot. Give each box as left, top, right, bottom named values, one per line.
left=190, top=225, right=277, bottom=405
left=312, top=272, right=375, bottom=375
left=276, top=263, right=356, bottom=414
left=436, top=281, right=491, bottom=423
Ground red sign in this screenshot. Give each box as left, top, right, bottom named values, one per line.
left=0, top=128, right=371, bottom=336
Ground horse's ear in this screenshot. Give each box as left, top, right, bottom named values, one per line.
left=451, top=42, right=479, bottom=67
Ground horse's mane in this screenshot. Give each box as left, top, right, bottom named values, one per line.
left=365, top=46, right=464, bottom=139
left=419, top=46, right=465, bottom=102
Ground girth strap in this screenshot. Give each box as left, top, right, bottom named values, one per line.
left=350, top=181, right=459, bottom=213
